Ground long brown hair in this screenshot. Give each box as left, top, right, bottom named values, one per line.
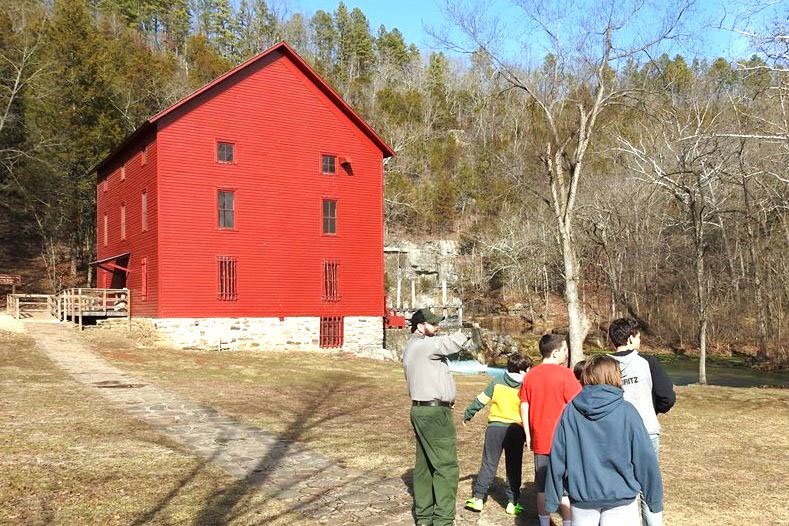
left=580, top=355, right=622, bottom=388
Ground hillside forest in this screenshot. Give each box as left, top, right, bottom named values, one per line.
left=0, top=1, right=787, bottom=378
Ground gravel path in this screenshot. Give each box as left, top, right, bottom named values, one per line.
left=24, top=321, right=525, bottom=526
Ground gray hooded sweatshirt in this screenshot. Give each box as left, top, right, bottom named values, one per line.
left=611, top=351, right=661, bottom=436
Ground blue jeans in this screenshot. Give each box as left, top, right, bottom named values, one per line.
left=640, top=434, right=663, bottom=526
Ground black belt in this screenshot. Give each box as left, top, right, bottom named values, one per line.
left=412, top=400, right=453, bottom=407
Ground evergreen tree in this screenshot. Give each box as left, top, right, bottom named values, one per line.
left=310, top=10, right=336, bottom=76
left=375, top=25, right=409, bottom=70
left=33, top=0, right=122, bottom=280
left=237, top=0, right=280, bottom=59
left=209, top=0, right=238, bottom=59
left=185, top=33, right=232, bottom=87
left=281, top=12, right=308, bottom=53
left=160, top=0, right=191, bottom=53
left=427, top=52, right=453, bottom=128
left=347, top=7, right=374, bottom=81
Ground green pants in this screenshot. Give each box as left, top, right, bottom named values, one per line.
left=410, top=405, right=459, bottom=526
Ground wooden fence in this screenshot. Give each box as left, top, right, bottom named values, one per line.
left=55, top=288, right=130, bottom=330
left=5, top=294, right=54, bottom=319
left=6, top=288, right=130, bottom=330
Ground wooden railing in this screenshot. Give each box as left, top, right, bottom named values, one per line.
left=6, top=294, right=53, bottom=319
left=5, top=288, right=130, bottom=329
left=55, top=288, right=130, bottom=329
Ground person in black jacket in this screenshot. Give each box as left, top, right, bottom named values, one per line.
left=608, top=318, right=675, bottom=526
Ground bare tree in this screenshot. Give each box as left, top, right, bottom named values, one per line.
left=617, top=86, right=737, bottom=384
left=436, top=0, right=693, bottom=364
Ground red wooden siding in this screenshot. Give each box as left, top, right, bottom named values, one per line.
left=97, top=44, right=390, bottom=321
left=155, top=52, right=384, bottom=318
left=96, top=128, right=159, bottom=317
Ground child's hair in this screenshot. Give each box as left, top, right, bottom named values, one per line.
left=573, top=359, right=586, bottom=382
left=538, top=333, right=566, bottom=358
left=507, top=353, right=532, bottom=373
left=608, top=318, right=640, bottom=347
left=581, top=355, right=622, bottom=388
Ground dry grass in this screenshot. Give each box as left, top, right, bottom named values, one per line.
left=84, top=329, right=789, bottom=525
left=0, top=330, right=311, bottom=525
left=14, top=325, right=789, bottom=525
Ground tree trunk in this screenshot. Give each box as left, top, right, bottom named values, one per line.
left=693, top=207, right=708, bottom=385
left=698, top=310, right=707, bottom=385
left=41, top=239, right=59, bottom=294
left=742, top=177, right=769, bottom=361
left=560, top=226, right=589, bottom=366
left=750, top=241, right=769, bottom=361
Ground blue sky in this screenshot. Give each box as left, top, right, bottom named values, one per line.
left=287, top=0, right=777, bottom=61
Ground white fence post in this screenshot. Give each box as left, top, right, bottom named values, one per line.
left=77, top=288, right=83, bottom=330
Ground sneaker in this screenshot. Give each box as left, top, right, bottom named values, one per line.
left=505, top=502, right=524, bottom=515
left=464, top=497, right=484, bottom=512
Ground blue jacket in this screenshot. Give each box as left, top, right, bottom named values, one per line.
left=545, top=384, right=663, bottom=513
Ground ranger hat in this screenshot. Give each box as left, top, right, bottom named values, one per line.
left=410, top=308, right=444, bottom=326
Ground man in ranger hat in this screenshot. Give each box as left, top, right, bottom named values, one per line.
left=403, top=308, right=471, bottom=526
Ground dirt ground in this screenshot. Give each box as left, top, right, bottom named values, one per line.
left=3, top=324, right=788, bottom=525
left=85, top=327, right=789, bottom=526
left=0, top=329, right=311, bottom=525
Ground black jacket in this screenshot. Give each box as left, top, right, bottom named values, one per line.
left=612, top=350, right=676, bottom=414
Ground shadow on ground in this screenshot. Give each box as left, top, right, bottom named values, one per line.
left=400, top=468, right=541, bottom=525
left=128, top=375, right=384, bottom=525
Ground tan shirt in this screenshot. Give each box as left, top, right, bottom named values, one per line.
left=402, top=331, right=468, bottom=403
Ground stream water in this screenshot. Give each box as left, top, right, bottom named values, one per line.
left=452, top=316, right=788, bottom=388
left=652, top=355, right=788, bottom=388
left=450, top=357, right=788, bottom=388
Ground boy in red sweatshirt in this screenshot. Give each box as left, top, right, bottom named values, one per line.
left=520, top=334, right=581, bottom=526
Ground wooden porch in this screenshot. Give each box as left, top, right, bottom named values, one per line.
left=6, top=288, right=130, bottom=330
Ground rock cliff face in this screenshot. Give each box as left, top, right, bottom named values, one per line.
left=384, top=239, right=461, bottom=309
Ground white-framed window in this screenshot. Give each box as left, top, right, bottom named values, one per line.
left=218, top=190, right=235, bottom=229
left=217, top=142, right=235, bottom=163
left=321, top=154, right=336, bottom=174
left=322, top=198, right=336, bottom=234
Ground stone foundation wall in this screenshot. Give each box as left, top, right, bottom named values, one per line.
left=344, top=316, right=392, bottom=360
left=146, top=316, right=391, bottom=359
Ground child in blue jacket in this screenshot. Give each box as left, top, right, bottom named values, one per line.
left=545, top=355, right=663, bottom=526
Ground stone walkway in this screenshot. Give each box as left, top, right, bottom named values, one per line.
left=24, top=321, right=526, bottom=526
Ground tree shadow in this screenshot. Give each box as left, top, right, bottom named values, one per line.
left=405, top=469, right=540, bottom=526
left=130, top=450, right=217, bottom=526
left=402, top=468, right=535, bottom=524
left=129, top=374, right=385, bottom=525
